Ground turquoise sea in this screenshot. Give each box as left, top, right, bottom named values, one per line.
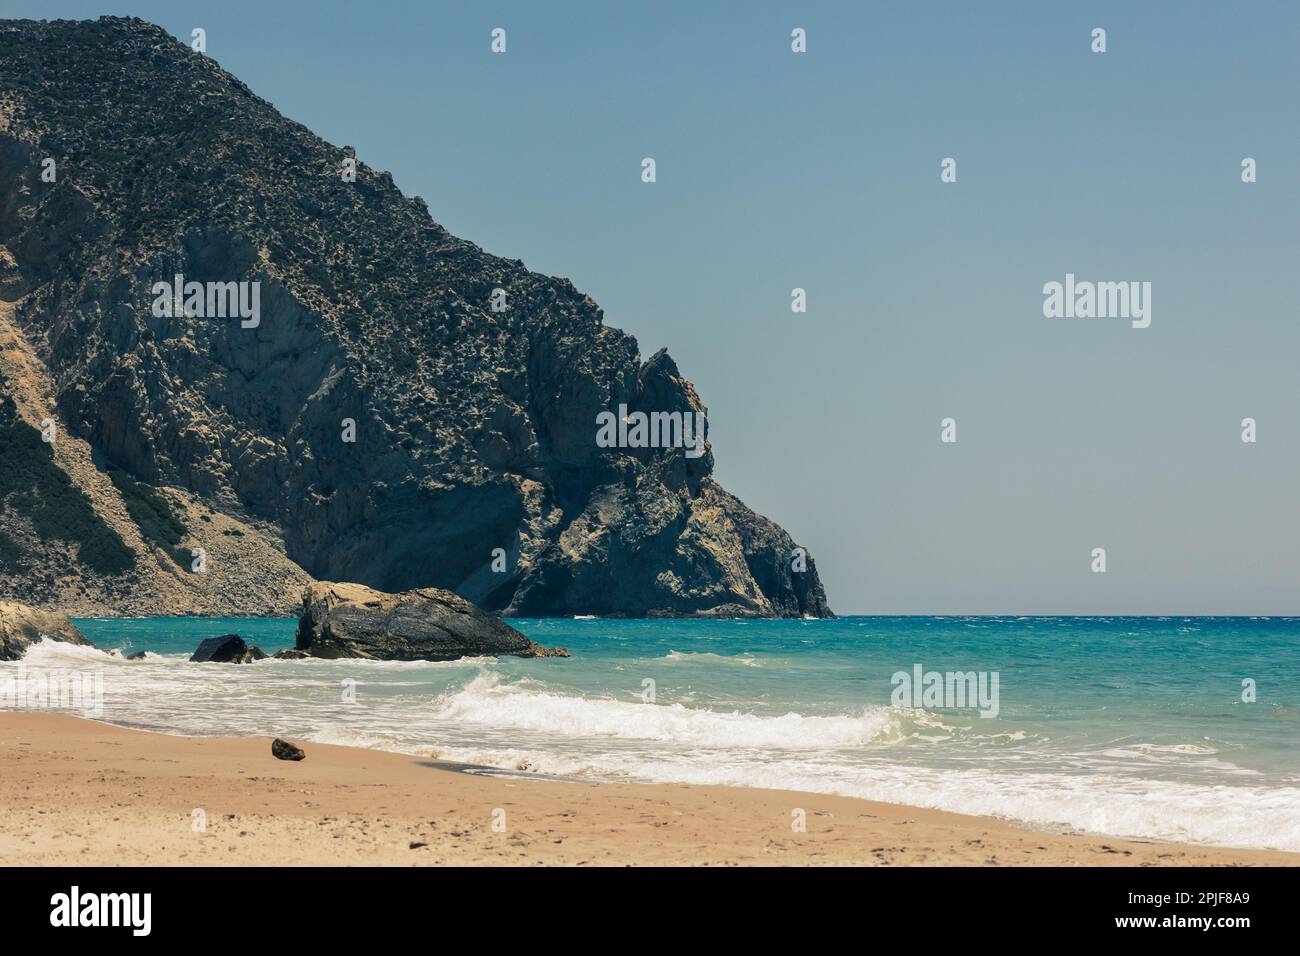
left=6, top=616, right=1299, bottom=851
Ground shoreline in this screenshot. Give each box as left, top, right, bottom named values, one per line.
left=1, top=711, right=1294, bottom=866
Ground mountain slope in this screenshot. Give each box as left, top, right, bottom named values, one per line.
left=0, top=16, right=830, bottom=618
left=0, top=300, right=313, bottom=616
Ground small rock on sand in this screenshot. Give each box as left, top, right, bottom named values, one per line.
left=272, top=738, right=305, bottom=761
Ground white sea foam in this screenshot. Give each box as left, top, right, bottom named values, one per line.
left=20, top=640, right=118, bottom=664
left=1101, top=742, right=1220, bottom=760
left=573, top=755, right=1300, bottom=852
left=661, top=650, right=761, bottom=667
left=381, top=738, right=1300, bottom=852
left=430, top=672, right=899, bottom=748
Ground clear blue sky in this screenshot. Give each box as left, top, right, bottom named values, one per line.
left=10, top=1, right=1300, bottom=613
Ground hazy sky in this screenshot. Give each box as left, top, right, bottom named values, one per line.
left=13, top=2, right=1300, bottom=613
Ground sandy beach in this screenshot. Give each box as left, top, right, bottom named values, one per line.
left=1, top=711, right=1293, bottom=867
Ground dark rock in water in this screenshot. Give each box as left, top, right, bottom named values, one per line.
left=0, top=17, right=831, bottom=620
left=271, top=738, right=305, bottom=761
left=271, top=648, right=310, bottom=660
left=295, top=582, right=569, bottom=662
left=189, top=634, right=267, bottom=664
left=125, top=651, right=148, bottom=661
left=0, top=602, right=92, bottom=660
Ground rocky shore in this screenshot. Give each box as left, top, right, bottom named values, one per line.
left=294, top=582, right=569, bottom=661
left=0, top=601, right=88, bottom=660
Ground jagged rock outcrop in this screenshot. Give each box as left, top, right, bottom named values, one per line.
left=0, top=16, right=831, bottom=618
left=0, top=600, right=90, bottom=659
left=296, top=581, right=567, bottom=661
left=189, top=633, right=267, bottom=663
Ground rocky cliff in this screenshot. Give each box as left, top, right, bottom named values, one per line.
left=0, top=16, right=830, bottom=618
left=0, top=600, right=89, bottom=659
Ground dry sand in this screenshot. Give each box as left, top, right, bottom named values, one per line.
left=1, top=711, right=1293, bottom=867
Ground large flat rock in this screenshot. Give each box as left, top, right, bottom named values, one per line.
left=294, top=582, right=568, bottom=662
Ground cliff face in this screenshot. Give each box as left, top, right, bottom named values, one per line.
left=0, top=17, right=830, bottom=618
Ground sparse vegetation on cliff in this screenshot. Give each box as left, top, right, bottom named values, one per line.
left=0, top=374, right=135, bottom=577
left=107, top=468, right=191, bottom=567
left=0, top=529, right=24, bottom=574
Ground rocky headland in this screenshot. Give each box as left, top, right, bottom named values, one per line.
left=0, top=16, right=830, bottom=619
